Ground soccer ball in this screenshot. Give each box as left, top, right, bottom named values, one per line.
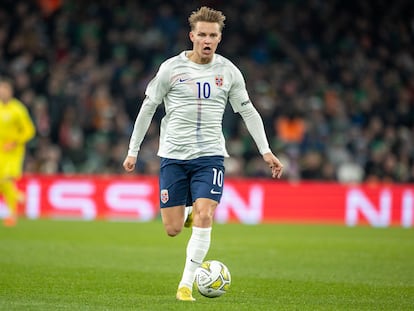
left=195, top=260, right=231, bottom=298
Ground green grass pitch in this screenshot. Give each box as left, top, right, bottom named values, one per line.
left=0, top=219, right=413, bottom=310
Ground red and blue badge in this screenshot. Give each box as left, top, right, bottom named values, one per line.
left=161, top=189, right=169, bottom=204
left=215, top=75, right=224, bottom=87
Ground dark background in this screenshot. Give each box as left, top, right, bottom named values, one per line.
left=1, top=0, right=413, bottom=183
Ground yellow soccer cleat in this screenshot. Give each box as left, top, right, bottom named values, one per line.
left=184, top=209, right=193, bottom=228
left=176, top=286, right=196, bottom=301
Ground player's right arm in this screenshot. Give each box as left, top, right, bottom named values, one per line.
left=127, top=96, right=159, bottom=158
left=123, top=155, right=137, bottom=172
left=123, top=96, right=159, bottom=173
left=123, top=61, right=171, bottom=173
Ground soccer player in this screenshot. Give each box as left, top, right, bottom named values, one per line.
left=0, top=78, right=36, bottom=226
left=123, top=6, right=283, bottom=301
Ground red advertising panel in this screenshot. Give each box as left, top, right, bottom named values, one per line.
left=0, top=175, right=412, bottom=227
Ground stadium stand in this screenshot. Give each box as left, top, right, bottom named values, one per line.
left=0, top=0, right=413, bottom=182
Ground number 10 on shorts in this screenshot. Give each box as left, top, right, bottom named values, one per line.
left=212, top=168, right=223, bottom=187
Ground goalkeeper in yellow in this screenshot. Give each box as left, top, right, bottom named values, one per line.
left=0, top=79, right=35, bottom=226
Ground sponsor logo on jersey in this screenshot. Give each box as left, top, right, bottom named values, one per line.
left=215, top=75, right=224, bottom=87
left=161, top=189, right=169, bottom=203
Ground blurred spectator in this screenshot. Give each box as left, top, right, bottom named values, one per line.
left=276, top=110, right=306, bottom=145
left=0, top=0, right=413, bottom=183
left=58, top=105, right=86, bottom=171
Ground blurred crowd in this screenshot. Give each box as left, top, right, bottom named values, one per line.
left=1, top=0, right=413, bottom=183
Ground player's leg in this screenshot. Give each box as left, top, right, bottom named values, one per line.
left=184, top=193, right=193, bottom=228
left=158, top=158, right=197, bottom=301
left=183, top=205, right=193, bottom=228
left=177, top=156, right=224, bottom=300
left=160, top=202, right=193, bottom=235
left=1, top=155, right=24, bottom=226
left=160, top=205, right=186, bottom=237
left=190, top=156, right=225, bottom=230
left=159, top=158, right=190, bottom=237
left=178, top=198, right=217, bottom=290
left=193, top=198, right=218, bottom=228
left=0, top=179, right=20, bottom=226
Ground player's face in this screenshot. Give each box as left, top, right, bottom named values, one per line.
left=189, top=21, right=222, bottom=64
left=0, top=82, right=13, bottom=103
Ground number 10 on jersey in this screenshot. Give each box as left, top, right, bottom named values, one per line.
left=196, top=82, right=211, bottom=99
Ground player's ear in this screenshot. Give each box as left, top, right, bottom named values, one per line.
left=189, top=31, right=195, bottom=43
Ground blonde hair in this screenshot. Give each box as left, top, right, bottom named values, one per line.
left=188, top=6, right=226, bottom=31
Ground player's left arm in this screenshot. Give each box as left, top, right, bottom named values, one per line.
left=17, top=103, right=36, bottom=144
left=227, top=64, right=283, bottom=178
left=238, top=106, right=283, bottom=179
left=3, top=102, right=35, bottom=152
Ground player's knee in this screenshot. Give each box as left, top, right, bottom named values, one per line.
left=164, top=224, right=182, bottom=237
left=198, top=210, right=212, bottom=222
left=195, top=209, right=214, bottom=227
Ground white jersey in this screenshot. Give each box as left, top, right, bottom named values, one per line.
left=128, top=51, right=271, bottom=160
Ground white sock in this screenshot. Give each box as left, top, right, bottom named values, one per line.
left=178, top=226, right=211, bottom=289
left=184, top=205, right=192, bottom=223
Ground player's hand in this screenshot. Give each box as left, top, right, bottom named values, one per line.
left=262, top=152, right=284, bottom=179
left=123, top=156, right=137, bottom=172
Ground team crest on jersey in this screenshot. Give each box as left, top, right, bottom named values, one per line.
left=215, top=75, right=224, bottom=87
left=161, top=189, right=169, bottom=204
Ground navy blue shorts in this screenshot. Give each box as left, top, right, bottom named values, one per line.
left=159, top=156, right=225, bottom=208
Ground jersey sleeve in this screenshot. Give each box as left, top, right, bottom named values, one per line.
left=239, top=107, right=271, bottom=155
left=127, top=96, right=159, bottom=157
left=11, top=100, right=36, bottom=144
left=18, top=103, right=36, bottom=144
left=127, top=61, right=172, bottom=157
left=228, top=65, right=251, bottom=113
left=227, top=62, right=271, bottom=155
left=144, top=61, right=172, bottom=104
